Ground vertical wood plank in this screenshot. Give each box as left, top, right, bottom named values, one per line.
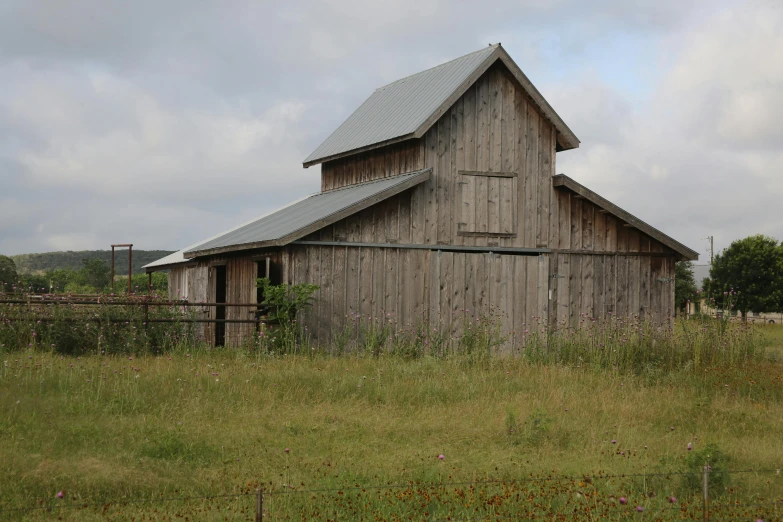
left=439, top=251, right=454, bottom=341
left=594, top=208, right=606, bottom=251
left=558, top=191, right=571, bottom=249
left=537, top=117, right=551, bottom=248
left=570, top=196, right=582, bottom=250
left=605, top=255, right=616, bottom=318
left=384, top=249, right=398, bottom=325
left=424, top=127, right=438, bottom=244
left=498, top=177, right=513, bottom=234
left=615, top=256, right=628, bottom=320
left=640, top=255, right=651, bottom=322
left=582, top=201, right=594, bottom=251
left=512, top=255, right=527, bottom=350
left=525, top=105, right=539, bottom=247
left=430, top=250, right=442, bottom=336
left=593, top=255, right=604, bottom=321
left=515, top=86, right=527, bottom=249
left=569, top=254, right=583, bottom=329
left=582, top=255, right=594, bottom=320
left=454, top=96, right=465, bottom=246
left=525, top=255, right=539, bottom=330
left=452, top=252, right=466, bottom=343
left=537, top=255, right=549, bottom=333
left=556, top=254, right=570, bottom=328
left=462, top=85, right=477, bottom=247
left=437, top=113, right=452, bottom=244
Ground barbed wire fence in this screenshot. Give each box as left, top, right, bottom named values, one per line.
left=1, top=467, right=781, bottom=521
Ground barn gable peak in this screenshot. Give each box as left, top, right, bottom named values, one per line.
left=303, top=44, right=580, bottom=168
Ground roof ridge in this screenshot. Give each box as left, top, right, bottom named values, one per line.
left=374, top=44, right=499, bottom=92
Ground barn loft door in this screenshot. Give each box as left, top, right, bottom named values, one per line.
left=457, top=170, right=517, bottom=237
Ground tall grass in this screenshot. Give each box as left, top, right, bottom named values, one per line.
left=0, top=295, right=770, bottom=380
left=0, top=297, right=197, bottom=355
left=526, top=314, right=764, bottom=375
left=1, top=344, right=782, bottom=520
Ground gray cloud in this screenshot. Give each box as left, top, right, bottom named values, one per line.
left=0, top=0, right=776, bottom=260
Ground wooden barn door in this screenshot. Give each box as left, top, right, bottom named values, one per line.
left=429, top=251, right=549, bottom=355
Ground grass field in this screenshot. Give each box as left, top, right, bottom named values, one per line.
left=1, top=324, right=782, bottom=520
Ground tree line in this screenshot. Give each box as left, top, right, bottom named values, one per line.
left=675, top=234, right=783, bottom=317
left=0, top=255, right=167, bottom=295
left=10, top=249, right=173, bottom=275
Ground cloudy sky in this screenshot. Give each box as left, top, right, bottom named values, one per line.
left=1, top=0, right=780, bottom=262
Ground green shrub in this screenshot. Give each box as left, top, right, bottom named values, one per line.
left=681, top=442, right=731, bottom=495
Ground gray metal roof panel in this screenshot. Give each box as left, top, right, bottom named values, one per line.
left=303, top=45, right=498, bottom=165
left=184, top=170, right=429, bottom=256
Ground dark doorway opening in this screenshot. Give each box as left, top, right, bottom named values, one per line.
left=215, top=265, right=227, bottom=346
left=257, top=257, right=283, bottom=327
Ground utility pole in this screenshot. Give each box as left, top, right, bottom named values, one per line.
left=707, top=236, right=714, bottom=265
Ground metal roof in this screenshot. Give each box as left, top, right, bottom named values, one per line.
left=303, top=44, right=579, bottom=167
left=183, top=169, right=430, bottom=258
left=143, top=195, right=312, bottom=271
left=304, top=46, right=496, bottom=166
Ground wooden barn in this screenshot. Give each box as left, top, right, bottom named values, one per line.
left=145, top=44, right=698, bottom=348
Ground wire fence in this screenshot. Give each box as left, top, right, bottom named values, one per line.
left=2, top=468, right=781, bottom=521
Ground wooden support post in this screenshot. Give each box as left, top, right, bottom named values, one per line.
left=702, top=465, right=709, bottom=522
left=110, top=246, right=115, bottom=294
left=128, top=246, right=133, bottom=295
left=256, top=489, right=263, bottom=521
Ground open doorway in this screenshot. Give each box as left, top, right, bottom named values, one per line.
left=214, top=265, right=227, bottom=346
left=256, top=257, right=282, bottom=327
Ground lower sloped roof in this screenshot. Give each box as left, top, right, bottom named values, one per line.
left=181, top=169, right=431, bottom=258
left=553, top=174, right=699, bottom=261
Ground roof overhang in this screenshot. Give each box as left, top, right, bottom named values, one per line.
left=552, top=174, right=699, bottom=261
left=303, top=44, right=579, bottom=168
left=183, top=168, right=431, bottom=259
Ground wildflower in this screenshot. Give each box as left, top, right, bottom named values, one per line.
left=687, top=443, right=693, bottom=451
left=284, top=448, right=290, bottom=453
left=636, top=506, right=644, bottom=512
left=670, top=426, right=675, bottom=431
left=57, top=491, right=64, bottom=499
left=438, top=454, right=445, bottom=461
left=611, top=439, right=617, bottom=444
left=619, top=497, right=627, bottom=504
left=668, top=496, right=677, bottom=503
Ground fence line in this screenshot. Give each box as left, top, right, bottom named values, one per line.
left=2, top=468, right=780, bottom=519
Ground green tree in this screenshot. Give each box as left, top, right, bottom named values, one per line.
left=0, top=255, right=19, bottom=291
left=79, top=258, right=111, bottom=291
left=705, top=235, right=783, bottom=317
left=674, top=261, right=698, bottom=314
left=20, top=273, right=49, bottom=294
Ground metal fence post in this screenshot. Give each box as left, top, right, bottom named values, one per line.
left=256, top=488, right=263, bottom=521
left=702, top=465, right=709, bottom=522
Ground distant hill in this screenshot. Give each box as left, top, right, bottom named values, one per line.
left=11, top=250, right=175, bottom=275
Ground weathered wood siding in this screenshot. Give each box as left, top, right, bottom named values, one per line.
left=319, top=63, right=556, bottom=249
left=310, top=61, right=678, bottom=336
left=166, top=255, right=265, bottom=346
left=168, top=267, right=189, bottom=300
left=172, top=62, right=680, bottom=348
left=548, top=190, right=676, bottom=327
left=286, top=244, right=549, bottom=353
left=550, top=253, right=674, bottom=329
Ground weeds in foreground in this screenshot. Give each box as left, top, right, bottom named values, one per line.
left=2, top=349, right=782, bottom=521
